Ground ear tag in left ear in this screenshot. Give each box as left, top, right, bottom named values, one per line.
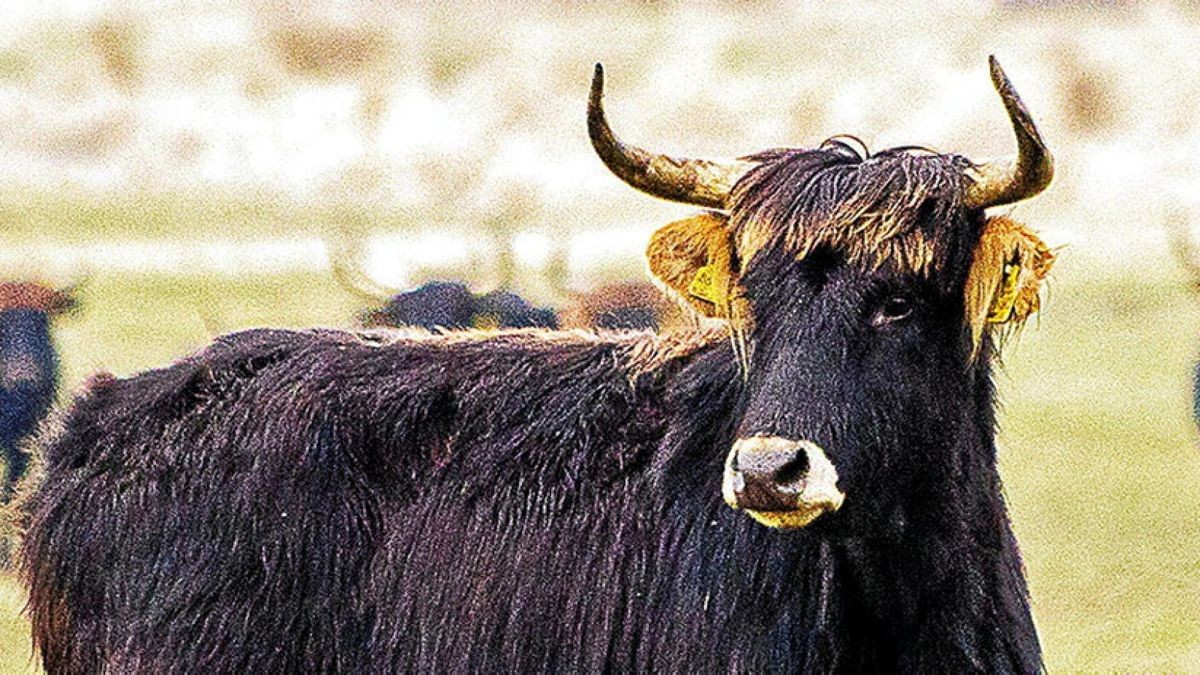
left=688, top=265, right=722, bottom=305
left=987, top=262, right=1021, bottom=324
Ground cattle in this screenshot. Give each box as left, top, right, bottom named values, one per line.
left=331, top=234, right=686, bottom=333
left=361, top=280, right=559, bottom=330
left=351, top=278, right=684, bottom=333
left=21, top=57, right=1056, bottom=672
left=559, top=280, right=689, bottom=331
left=0, top=281, right=76, bottom=500
left=332, top=243, right=682, bottom=333
left=1166, top=210, right=1200, bottom=427
left=331, top=251, right=560, bottom=330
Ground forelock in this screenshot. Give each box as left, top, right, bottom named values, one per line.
left=729, top=140, right=976, bottom=280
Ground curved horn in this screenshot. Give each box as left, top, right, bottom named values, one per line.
left=56, top=274, right=91, bottom=299
left=964, top=56, right=1055, bottom=209
left=588, top=64, right=755, bottom=209
left=53, top=274, right=91, bottom=313
left=326, top=227, right=401, bottom=303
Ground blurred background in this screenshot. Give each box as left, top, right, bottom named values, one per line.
left=0, top=0, right=1198, bottom=670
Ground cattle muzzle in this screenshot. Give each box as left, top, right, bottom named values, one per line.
left=722, top=436, right=845, bottom=529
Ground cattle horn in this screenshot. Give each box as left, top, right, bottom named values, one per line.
left=56, top=274, right=90, bottom=298
left=588, top=64, right=756, bottom=210
left=326, top=228, right=401, bottom=302
left=964, top=56, right=1055, bottom=209
left=54, top=274, right=90, bottom=313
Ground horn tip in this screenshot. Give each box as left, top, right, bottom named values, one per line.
left=588, top=63, right=609, bottom=137
left=987, top=55, right=1012, bottom=93
left=964, top=55, right=1054, bottom=209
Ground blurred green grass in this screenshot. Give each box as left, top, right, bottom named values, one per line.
left=0, top=255, right=1197, bottom=671
left=0, top=195, right=422, bottom=242
left=999, top=257, right=1200, bottom=670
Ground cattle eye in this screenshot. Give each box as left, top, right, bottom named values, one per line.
left=872, top=295, right=914, bottom=326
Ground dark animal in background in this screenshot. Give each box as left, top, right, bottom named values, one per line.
left=0, top=281, right=75, bottom=499
left=362, top=280, right=559, bottom=330
left=560, top=280, right=688, bottom=331
left=329, top=246, right=558, bottom=330
left=355, top=279, right=686, bottom=333
left=22, top=57, right=1057, bottom=672
left=1166, top=211, right=1200, bottom=427
left=332, top=245, right=679, bottom=333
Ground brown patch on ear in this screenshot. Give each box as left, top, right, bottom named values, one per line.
left=965, top=215, right=1056, bottom=355
left=646, top=211, right=738, bottom=320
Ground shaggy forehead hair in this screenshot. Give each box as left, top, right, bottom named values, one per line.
left=730, top=139, right=977, bottom=283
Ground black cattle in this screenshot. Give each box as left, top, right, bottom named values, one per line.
left=0, top=281, right=74, bottom=499
left=360, top=280, right=559, bottom=330
left=328, top=241, right=558, bottom=331
left=329, top=235, right=672, bottom=334
left=357, top=281, right=682, bottom=334
left=21, top=57, right=1057, bottom=672
left=342, top=274, right=675, bottom=334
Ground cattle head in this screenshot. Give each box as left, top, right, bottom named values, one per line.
left=0, top=281, right=81, bottom=316
left=328, top=237, right=558, bottom=330
left=590, top=57, right=1055, bottom=531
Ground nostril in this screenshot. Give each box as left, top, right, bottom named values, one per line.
left=726, top=437, right=843, bottom=520
left=773, top=451, right=809, bottom=486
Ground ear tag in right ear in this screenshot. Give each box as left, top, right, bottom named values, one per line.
left=688, top=265, right=722, bottom=305
left=987, top=262, right=1021, bottom=324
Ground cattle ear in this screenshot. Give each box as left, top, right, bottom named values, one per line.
left=965, top=215, right=1056, bottom=354
left=646, top=211, right=739, bottom=320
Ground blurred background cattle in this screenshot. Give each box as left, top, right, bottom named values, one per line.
left=0, top=281, right=76, bottom=500
left=354, top=281, right=559, bottom=330
left=559, top=281, right=686, bottom=332
left=330, top=236, right=682, bottom=331
left=0, top=0, right=1197, bottom=670
left=339, top=276, right=682, bottom=333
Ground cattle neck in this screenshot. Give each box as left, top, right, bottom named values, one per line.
left=658, top=333, right=1040, bottom=670
left=824, top=361, right=1040, bottom=672
left=1, top=309, right=53, bottom=348
left=0, top=309, right=57, bottom=391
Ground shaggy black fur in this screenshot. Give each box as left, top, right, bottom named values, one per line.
left=21, top=144, right=1043, bottom=673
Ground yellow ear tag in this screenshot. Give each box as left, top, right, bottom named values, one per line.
left=688, top=265, right=722, bottom=305
left=987, top=262, right=1021, bottom=324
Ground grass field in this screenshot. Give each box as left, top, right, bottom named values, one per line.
left=998, top=258, right=1200, bottom=669
left=0, top=253, right=1196, bottom=671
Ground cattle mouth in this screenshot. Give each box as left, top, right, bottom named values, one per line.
left=722, top=436, right=844, bottom=529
